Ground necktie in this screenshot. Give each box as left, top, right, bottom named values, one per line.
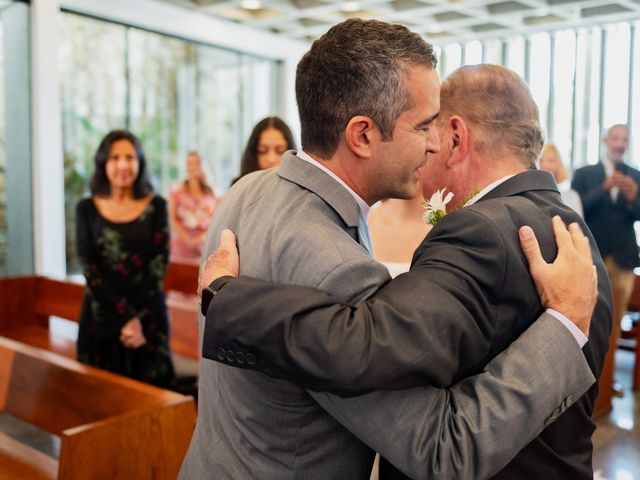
left=358, top=212, right=374, bottom=256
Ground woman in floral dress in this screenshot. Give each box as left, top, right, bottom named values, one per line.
left=76, top=129, right=175, bottom=388
left=169, top=151, right=217, bottom=262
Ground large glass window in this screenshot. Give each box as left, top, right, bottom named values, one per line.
left=586, top=27, right=603, bottom=165
left=442, top=43, right=462, bottom=77
left=0, top=1, right=32, bottom=276
left=483, top=39, right=504, bottom=64
left=528, top=32, right=551, bottom=138
left=505, top=36, right=526, bottom=79
left=550, top=30, right=577, bottom=167
left=60, top=12, right=279, bottom=273
left=631, top=22, right=640, bottom=165
left=463, top=41, right=482, bottom=65
left=59, top=15, right=126, bottom=274
left=602, top=23, right=631, bottom=129
left=0, top=14, right=5, bottom=275
left=439, top=20, right=639, bottom=172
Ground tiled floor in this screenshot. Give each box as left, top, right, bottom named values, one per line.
left=593, top=349, right=640, bottom=480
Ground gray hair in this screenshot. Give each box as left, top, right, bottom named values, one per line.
left=439, top=64, right=544, bottom=168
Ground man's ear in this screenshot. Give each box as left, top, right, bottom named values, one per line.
left=345, top=116, right=377, bottom=159
left=446, top=115, right=470, bottom=167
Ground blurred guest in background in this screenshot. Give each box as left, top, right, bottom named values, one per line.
left=231, top=116, right=296, bottom=186
left=539, top=143, right=583, bottom=217
left=369, top=190, right=431, bottom=278
left=572, top=124, right=640, bottom=395
left=169, top=151, right=217, bottom=262
left=76, top=129, right=175, bottom=388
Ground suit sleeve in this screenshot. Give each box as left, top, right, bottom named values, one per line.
left=204, top=209, right=508, bottom=395
left=309, top=312, right=595, bottom=480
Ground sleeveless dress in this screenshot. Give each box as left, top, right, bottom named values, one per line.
left=75, top=195, right=175, bottom=388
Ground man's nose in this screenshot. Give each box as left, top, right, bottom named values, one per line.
left=426, top=127, right=440, bottom=154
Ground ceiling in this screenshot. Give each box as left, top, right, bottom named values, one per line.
left=160, top=0, right=640, bottom=44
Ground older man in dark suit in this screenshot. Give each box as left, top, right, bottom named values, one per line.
left=572, top=124, right=640, bottom=397
left=200, top=65, right=612, bottom=479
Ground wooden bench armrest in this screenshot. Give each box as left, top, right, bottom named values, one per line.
left=59, top=400, right=195, bottom=480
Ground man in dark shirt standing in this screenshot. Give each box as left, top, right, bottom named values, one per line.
left=572, top=124, right=640, bottom=397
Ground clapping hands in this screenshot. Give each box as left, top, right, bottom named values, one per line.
left=604, top=171, right=638, bottom=202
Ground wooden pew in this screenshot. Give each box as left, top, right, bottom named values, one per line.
left=0, top=336, right=196, bottom=479
left=0, top=263, right=200, bottom=360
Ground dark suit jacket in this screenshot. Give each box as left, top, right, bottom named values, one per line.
left=205, top=170, right=612, bottom=479
left=572, top=161, right=640, bottom=269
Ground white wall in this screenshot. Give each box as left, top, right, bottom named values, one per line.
left=31, top=0, right=66, bottom=277
left=31, top=0, right=308, bottom=276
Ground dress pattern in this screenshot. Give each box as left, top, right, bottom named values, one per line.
left=170, top=183, right=217, bottom=261
left=76, top=195, right=175, bottom=388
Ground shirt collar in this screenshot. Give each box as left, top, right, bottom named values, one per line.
left=296, top=149, right=370, bottom=218
left=603, top=157, right=615, bottom=176
left=464, top=174, right=516, bottom=207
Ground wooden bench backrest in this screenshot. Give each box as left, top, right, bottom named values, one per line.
left=163, top=261, right=199, bottom=294
left=0, top=336, right=196, bottom=479
left=0, top=336, right=183, bottom=435
left=34, top=278, right=84, bottom=322
left=0, top=262, right=199, bottom=324
left=0, top=277, right=42, bottom=328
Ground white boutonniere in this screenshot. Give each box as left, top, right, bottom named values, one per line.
left=422, top=188, right=454, bottom=225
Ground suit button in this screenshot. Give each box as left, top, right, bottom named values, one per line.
left=246, top=353, right=257, bottom=365
left=226, top=351, right=236, bottom=362
left=236, top=352, right=245, bottom=364
left=217, top=348, right=226, bottom=361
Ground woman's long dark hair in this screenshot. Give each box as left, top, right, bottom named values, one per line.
left=90, top=129, right=153, bottom=198
left=234, top=117, right=296, bottom=184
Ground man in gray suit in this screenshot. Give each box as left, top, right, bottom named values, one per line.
left=180, top=20, right=597, bottom=479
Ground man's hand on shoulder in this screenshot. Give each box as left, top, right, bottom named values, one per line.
left=518, top=216, right=597, bottom=337
left=198, top=229, right=240, bottom=300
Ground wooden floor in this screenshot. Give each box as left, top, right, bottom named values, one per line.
left=593, top=349, right=640, bottom=479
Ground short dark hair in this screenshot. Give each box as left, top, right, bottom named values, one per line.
left=296, top=18, right=437, bottom=159
left=90, top=129, right=153, bottom=198
left=238, top=116, right=296, bottom=178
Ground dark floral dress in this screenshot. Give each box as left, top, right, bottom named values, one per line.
left=76, top=195, right=176, bottom=388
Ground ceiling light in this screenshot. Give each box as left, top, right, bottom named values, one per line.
left=240, top=0, right=262, bottom=10
left=341, top=1, right=361, bottom=13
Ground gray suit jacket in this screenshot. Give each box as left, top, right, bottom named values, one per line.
left=180, top=152, right=595, bottom=479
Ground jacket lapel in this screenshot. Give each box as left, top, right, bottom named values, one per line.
left=276, top=151, right=361, bottom=241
